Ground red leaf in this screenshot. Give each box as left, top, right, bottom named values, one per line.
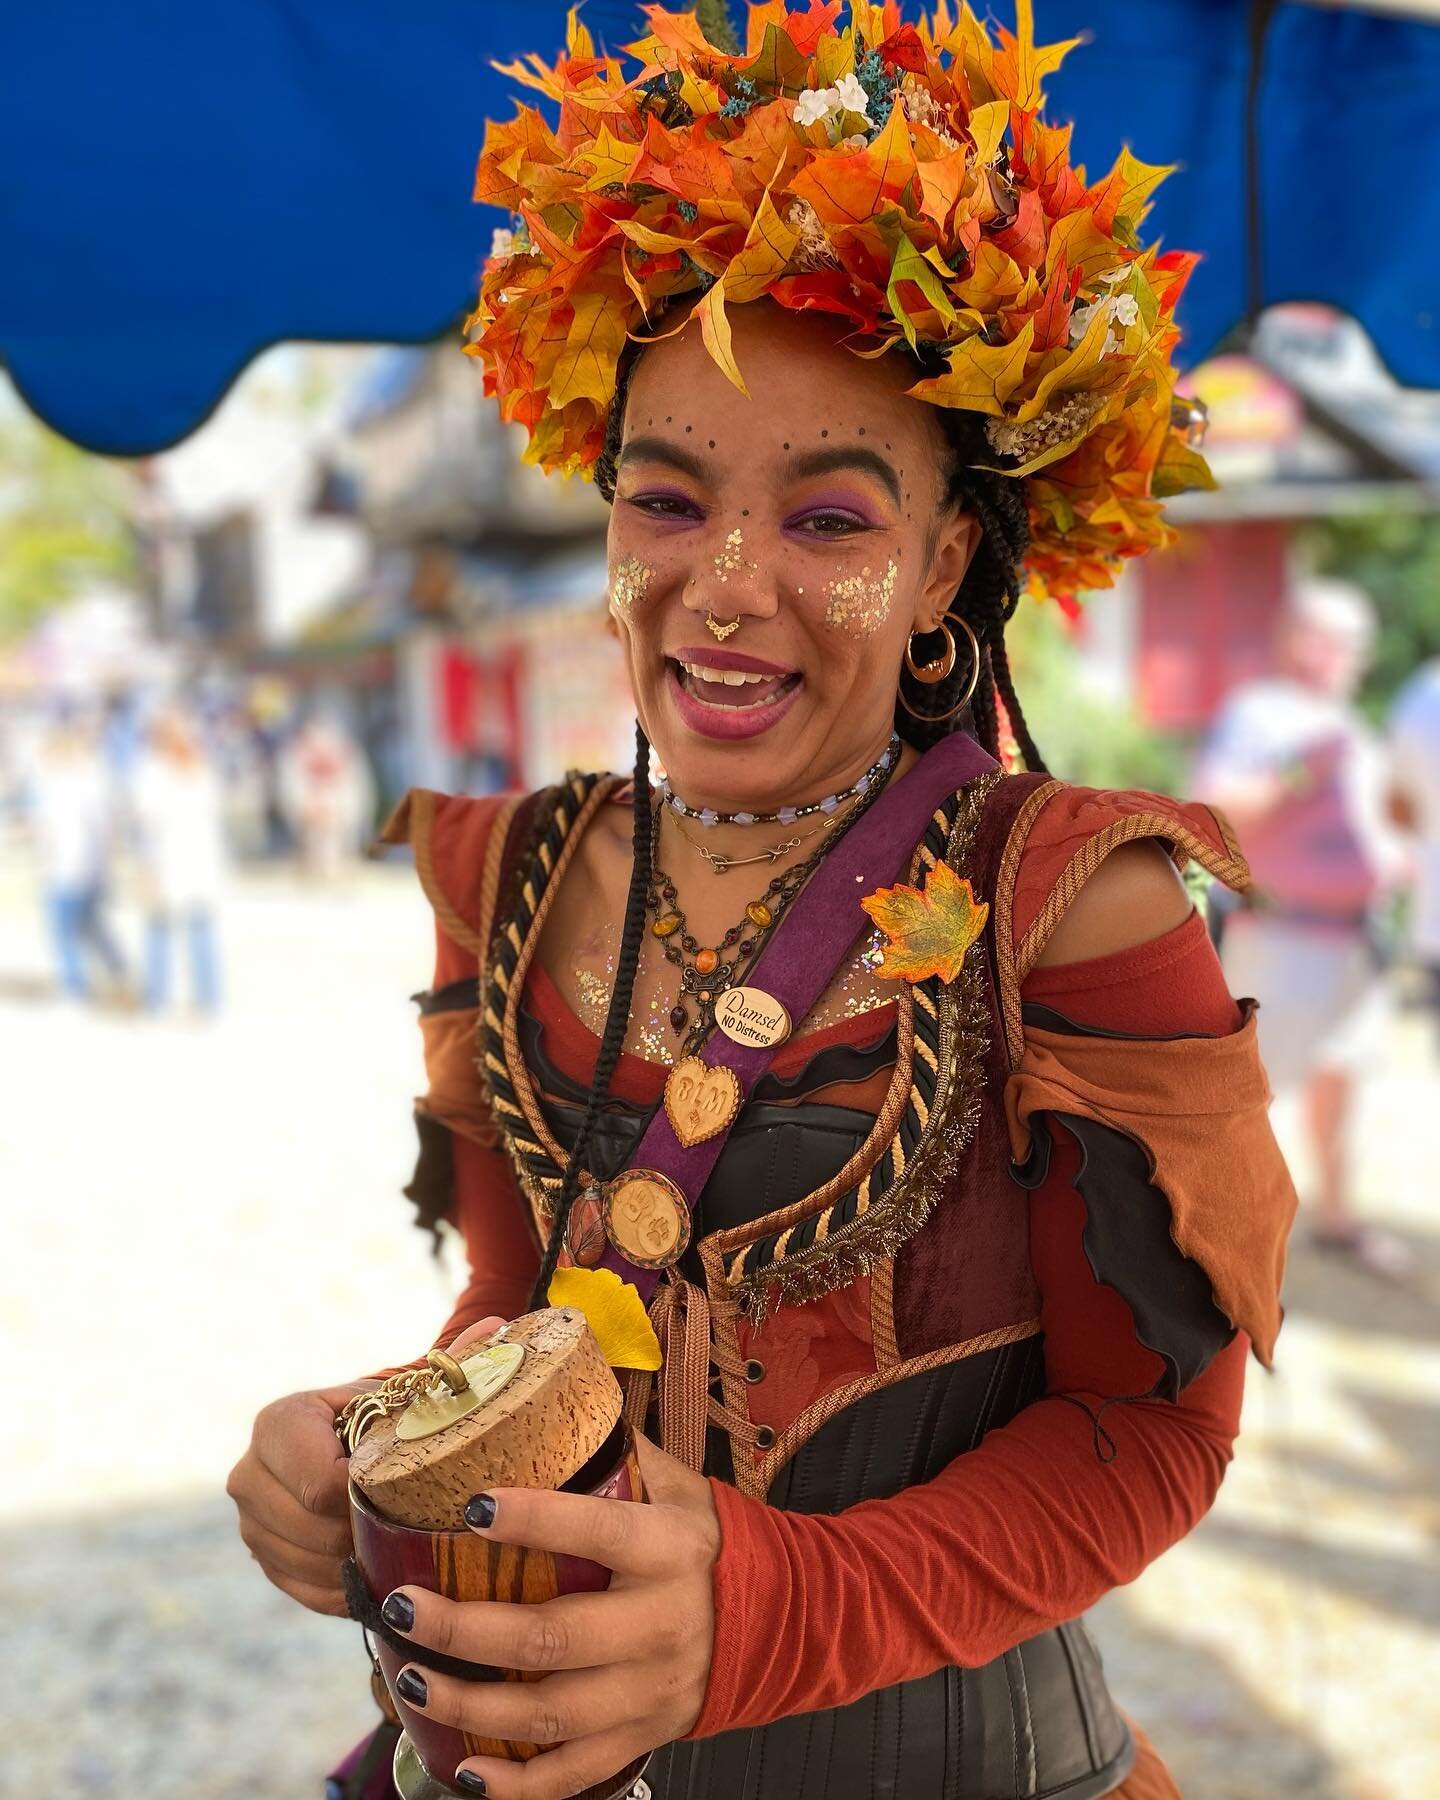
left=878, top=25, right=928, bottom=72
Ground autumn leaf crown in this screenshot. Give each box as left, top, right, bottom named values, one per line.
left=467, top=1, right=1214, bottom=600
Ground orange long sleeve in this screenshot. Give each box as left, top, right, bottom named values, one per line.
left=691, top=912, right=1250, bottom=1735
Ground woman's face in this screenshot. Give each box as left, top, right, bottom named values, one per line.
left=606, top=303, right=978, bottom=810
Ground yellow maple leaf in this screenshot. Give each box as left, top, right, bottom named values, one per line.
left=860, top=858, right=990, bottom=984
left=907, top=316, right=1035, bottom=416
left=548, top=1266, right=662, bottom=1371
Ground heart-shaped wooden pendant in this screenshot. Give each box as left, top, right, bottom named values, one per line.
left=663, top=1055, right=742, bottom=1148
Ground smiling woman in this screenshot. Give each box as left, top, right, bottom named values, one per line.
left=227, top=9, right=1297, bottom=1800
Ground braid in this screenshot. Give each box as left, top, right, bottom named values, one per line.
left=894, top=409, right=1047, bottom=772
left=527, top=720, right=654, bottom=1307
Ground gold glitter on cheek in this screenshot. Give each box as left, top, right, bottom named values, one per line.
left=823, top=558, right=899, bottom=637
left=712, top=528, right=755, bottom=586
left=609, top=556, right=653, bottom=619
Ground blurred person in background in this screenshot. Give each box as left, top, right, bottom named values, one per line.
left=277, top=709, right=375, bottom=880
left=1388, top=654, right=1440, bottom=1045
left=28, top=702, right=129, bottom=1004
left=1196, top=577, right=1406, bottom=1276
left=130, top=702, right=227, bottom=1016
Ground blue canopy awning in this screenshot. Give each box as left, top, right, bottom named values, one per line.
left=3, top=1, right=1437, bottom=456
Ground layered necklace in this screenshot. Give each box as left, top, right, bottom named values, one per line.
left=647, top=751, right=894, bottom=1049
left=659, top=733, right=900, bottom=829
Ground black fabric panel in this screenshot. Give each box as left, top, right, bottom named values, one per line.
left=412, top=975, right=480, bottom=1014
left=1056, top=1112, right=1236, bottom=1401
left=539, top=1086, right=874, bottom=1266
left=1019, top=1000, right=1224, bottom=1043
left=402, top=1110, right=453, bottom=1243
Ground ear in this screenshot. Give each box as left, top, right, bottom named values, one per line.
left=914, top=512, right=981, bottom=633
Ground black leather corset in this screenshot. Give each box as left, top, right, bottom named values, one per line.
left=532, top=1019, right=1135, bottom=1800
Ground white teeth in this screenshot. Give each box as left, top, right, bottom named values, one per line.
left=675, top=663, right=797, bottom=710
left=679, top=660, right=774, bottom=686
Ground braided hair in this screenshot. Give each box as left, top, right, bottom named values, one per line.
left=524, top=327, right=1045, bottom=1299
left=526, top=718, right=654, bottom=1306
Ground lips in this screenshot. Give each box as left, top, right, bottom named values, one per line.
left=665, top=653, right=804, bottom=742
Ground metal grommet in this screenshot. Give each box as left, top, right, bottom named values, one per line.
left=754, top=1424, right=776, bottom=1450
left=744, top=1359, right=765, bottom=1383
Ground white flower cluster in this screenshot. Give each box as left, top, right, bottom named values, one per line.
left=792, top=72, right=871, bottom=131
left=1068, top=290, right=1142, bottom=356
left=489, top=226, right=538, bottom=260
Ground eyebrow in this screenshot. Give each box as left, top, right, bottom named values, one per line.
left=617, top=435, right=905, bottom=508
left=785, top=445, right=903, bottom=507
left=616, top=435, right=709, bottom=482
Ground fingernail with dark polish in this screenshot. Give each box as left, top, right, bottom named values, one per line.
left=455, top=1774, right=488, bottom=1795
left=395, top=1668, right=428, bottom=1708
left=381, top=1592, right=415, bottom=1633
left=465, top=1493, right=497, bottom=1530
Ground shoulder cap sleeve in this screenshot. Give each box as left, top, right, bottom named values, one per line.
left=991, top=780, right=1249, bottom=1066
left=380, top=786, right=528, bottom=962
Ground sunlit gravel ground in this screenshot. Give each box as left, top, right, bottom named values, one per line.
left=3, top=852, right=1436, bottom=1799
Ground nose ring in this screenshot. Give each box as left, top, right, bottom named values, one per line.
left=705, top=610, right=740, bottom=641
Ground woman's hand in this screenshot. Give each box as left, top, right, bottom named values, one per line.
left=226, top=1380, right=374, bottom=1616
left=382, top=1435, right=721, bottom=1800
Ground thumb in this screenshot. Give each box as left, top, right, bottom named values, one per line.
left=444, top=1316, right=509, bottom=1359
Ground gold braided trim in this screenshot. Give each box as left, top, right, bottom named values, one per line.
left=869, top=1258, right=900, bottom=1369
left=1015, top=810, right=1254, bottom=988
left=501, top=776, right=626, bottom=1229
left=733, top=1317, right=1042, bottom=1498
left=716, top=770, right=1000, bottom=1310
left=479, top=795, right=526, bottom=957
left=993, top=778, right=1066, bottom=1071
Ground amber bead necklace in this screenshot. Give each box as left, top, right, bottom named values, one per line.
left=647, top=755, right=894, bottom=1047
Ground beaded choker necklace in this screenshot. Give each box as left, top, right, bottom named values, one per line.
left=660, top=733, right=900, bottom=829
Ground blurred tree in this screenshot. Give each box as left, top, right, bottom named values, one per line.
left=1007, top=598, right=1186, bottom=795
left=0, top=417, right=137, bottom=639
left=1299, top=509, right=1440, bottom=718
left=694, top=0, right=739, bottom=53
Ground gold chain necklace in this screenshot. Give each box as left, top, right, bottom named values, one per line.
left=669, top=808, right=835, bottom=874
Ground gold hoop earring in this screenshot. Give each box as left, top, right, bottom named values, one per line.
left=904, top=620, right=957, bottom=685
left=705, top=610, right=740, bottom=642
left=898, top=616, right=982, bottom=723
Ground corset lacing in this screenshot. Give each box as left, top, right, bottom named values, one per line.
left=639, top=1278, right=759, bottom=1472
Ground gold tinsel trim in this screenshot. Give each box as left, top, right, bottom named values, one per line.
left=737, top=770, right=1002, bottom=1315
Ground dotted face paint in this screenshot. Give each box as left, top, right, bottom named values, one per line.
left=823, top=559, right=899, bottom=637
left=609, top=556, right=654, bottom=619
left=712, top=529, right=754, bottom=585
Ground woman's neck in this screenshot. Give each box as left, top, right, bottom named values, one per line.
left=649, top=734, right=918, bottom=909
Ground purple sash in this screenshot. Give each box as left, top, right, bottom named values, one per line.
left=601, top=731, right=996, bottom=1297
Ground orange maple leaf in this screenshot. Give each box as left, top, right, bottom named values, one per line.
left=859, top=858, right=990, bottom=985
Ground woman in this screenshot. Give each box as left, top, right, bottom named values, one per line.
left=228, top=8, right=1295, bottom=1798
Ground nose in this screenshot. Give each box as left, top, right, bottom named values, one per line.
left=684, top=524, right=778, bottom=625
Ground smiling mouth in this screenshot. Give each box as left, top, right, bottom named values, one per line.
left=669, top=656, right=803, bottom=711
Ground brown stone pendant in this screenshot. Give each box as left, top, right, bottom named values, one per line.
left=565, top=1186, right=608, bottom=1268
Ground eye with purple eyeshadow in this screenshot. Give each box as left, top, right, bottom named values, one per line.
left=785, top=493, right=881, bottom=539
left=620, top=486, right=707, bottom=524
